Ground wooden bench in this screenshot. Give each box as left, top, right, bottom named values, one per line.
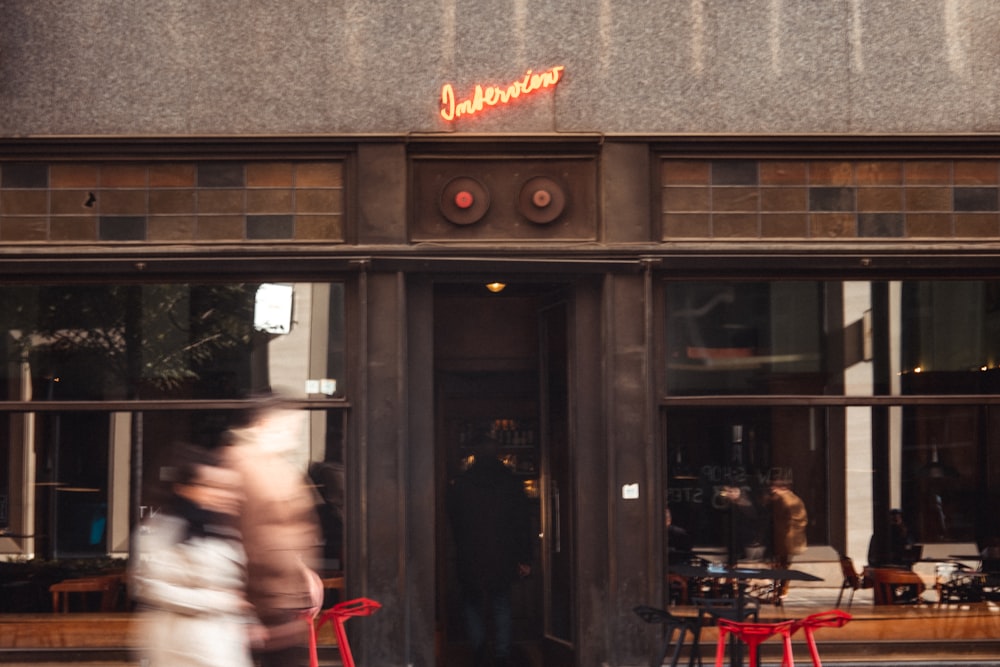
left=49, top=573, right=125, bottom=613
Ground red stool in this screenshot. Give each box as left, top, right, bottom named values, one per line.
left=791, top=610, right=851, bottom=667
left=714, top=617, right=797, bottom=667
left=308, top=597, right=382, bottom=667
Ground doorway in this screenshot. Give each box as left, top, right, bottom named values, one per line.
left=434, top=281, right=572, bottom=667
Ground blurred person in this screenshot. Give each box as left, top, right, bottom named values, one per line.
left=448, top=434, right=533, bottom=667
left=764, top=479, right=808, bottom=596
left=664, top=506, right=693, bottom=564
left=131, top=443, right=262, bottom=667
left=309, top=460, right=346, bottom=607
left=222, top=398, right=324, bottom=667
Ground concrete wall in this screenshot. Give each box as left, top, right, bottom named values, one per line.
left=2, top=0, right=999, bottom=137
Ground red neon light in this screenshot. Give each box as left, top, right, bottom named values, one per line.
left=440, top=65, right=565, bottom=121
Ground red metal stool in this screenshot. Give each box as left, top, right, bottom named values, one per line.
left=308, top=597, right=381, bottom=667
left=791, top=610, right=851, bottom=667
left=714, top=617, right=796, bottom=667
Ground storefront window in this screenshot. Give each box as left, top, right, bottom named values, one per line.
left=664, top=406, right=829, bottom=561
left=0, top=281, right=347, bottom=569
left=0, top=282, right=346, bottom=401
left=665, top=281, right=830, bottom=395
left=663, top=279, right=1000, bottom=572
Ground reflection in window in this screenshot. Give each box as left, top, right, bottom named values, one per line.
left=0, top=283, right=345, bottom=401
left=0, top=282, right=347, bottom=565
left=665, top=282, right=829, bottom=395
left=664, top=406, right=828, bottom=561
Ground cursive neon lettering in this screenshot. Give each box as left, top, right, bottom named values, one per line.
left=440, top=65, right=565, bottom=121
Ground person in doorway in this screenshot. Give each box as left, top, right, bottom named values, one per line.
left=448, top=434, right=533, bottom=667
left=221, top=397, right=324, bottom=667
left=131, top=443, right=263, bottom=667
left=665, top=506, right=694, bottom=564
left=765, top=479, right=808, bottom=597
left=868, top=508, right=919, bottom=569
left=665, top=506, right=695, bottom=605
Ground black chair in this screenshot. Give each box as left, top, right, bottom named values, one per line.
left=979, top=558, right=1000, bottom=601
left=692, top=597, right=761, bottom=667
left=836, top=553, right=872, bottom=609
left=634, top=604, right=702, bottom=667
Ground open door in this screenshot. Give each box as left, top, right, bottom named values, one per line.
left=434, top=282, right=574, bottom=667
left=538, top=297, right=574, bottom=667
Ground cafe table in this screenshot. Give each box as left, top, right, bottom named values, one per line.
left=669, top=563, right=823, bottom=667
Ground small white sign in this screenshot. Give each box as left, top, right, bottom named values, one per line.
left=320, top=378, right=337, bottom=395
left=254, top=283, right=294, bottom=334
left=305, top=379, right=320, bottom=394
left=622, top=483, right=639, bottom=500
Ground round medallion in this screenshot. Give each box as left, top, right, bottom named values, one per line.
left=518, top=176, right=566, bottom=224
left=440, top=177, right=490, bottom=225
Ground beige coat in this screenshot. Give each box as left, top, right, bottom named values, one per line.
left=222, top=431, right=322, bottom=631
left=770, top=485, right=808, bottom=559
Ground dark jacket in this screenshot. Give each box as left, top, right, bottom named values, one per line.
left=448, top=457, right=533, bottom=593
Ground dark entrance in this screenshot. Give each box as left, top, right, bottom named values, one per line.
left=434, top=281, right=572, bottom=667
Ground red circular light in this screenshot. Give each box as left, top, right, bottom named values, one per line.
left=454, top=191, right=474, bottom=209
left=532, top=189, right=552, bottom=208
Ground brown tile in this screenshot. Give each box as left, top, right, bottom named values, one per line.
left=296, top=162, right=343, bottom=187
left=662, top=187, right=710, bottom=212
left=662, top=213, right=711, bottom=238
left=51, top=190, right=100, bottom=215
left=905, top=187, right=951, bottom=211
left=810, top=213, right=857, bottom=238
left=148, top=215, right=197, bottom=241
left=712, top=187, right=759, bottom=212
left=100, top=164, right=147, bottom=188
left=303, top=188, right=343, bottom=214
left=904, top=161, right=951, bottom=185
left=0, top=216, right=48, bottom=241
left=809, top=161, right=854, bottom=185
left=954, top=161, right=999, bottom=185
left=99, top=190, right=147, bottom=215
left=1, top=164, right=47, bottom=188
left=99, top=215, right=146, bottom=241
left=760, top=187, right=807, bottom=211
left=149, top=189, right=196, bottom=215
left=198, top=189, right=245, bottom=214
left=248, top=189, right=293, bottom=213
left=247, top=162, right=294, bottom=187
left=857, top=187, right=903, bottom=211
left=906, top=213, right=952, bottom=237
left=196, top=215, right=245, bottom=240
left=661, top=160, right=711, bottom=185
left=954, top=213, right=1000, bottom=238
left=1, top=190, right=47, bottom=215
left=856, top=161, right=903, bottom=185
left=713, top=213, right=758, bottom=237
left=759, top=162, right=807, bottom=186
left=761, top=213, right=808, bottom=238
left=50, top=216, right=98, bottom=241
left=295, top=214, right=345, bottom=241
left=149, top=164, right=197, bottom=187
left=859, top=213, right=904, bottom=238
left=51, top=164, right=100, bottom=188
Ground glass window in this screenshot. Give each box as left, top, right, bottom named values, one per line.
left=665, top=282, right=830, bottom=395
left=0, top=282, right=346, bottom=401
left=663, top=278, right=1000, bottom=581
left=664, top=406, right=829, bottom=561
left=0, top=281, right=347, bottom=568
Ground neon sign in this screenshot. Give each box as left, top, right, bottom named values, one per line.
left=440, top=65, right=565, bottom=121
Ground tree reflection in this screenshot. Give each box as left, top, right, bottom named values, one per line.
left=0, top=284, right=257, bottom=400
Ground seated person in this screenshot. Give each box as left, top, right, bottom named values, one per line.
left=868, top=508, right=919, bottom=569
